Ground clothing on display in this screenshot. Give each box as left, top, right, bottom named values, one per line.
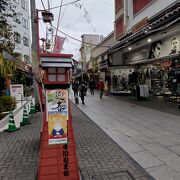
left=139, top=85, right=149, bottom=97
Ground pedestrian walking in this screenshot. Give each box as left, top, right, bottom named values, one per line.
left=72, top=80, right=79, bottom=104
left=78, top=82, right=86, bottom=105
left=89, top=79, right=95, bottom=95
left=84, top=81, right=88, bottom=96
left=97, top=79, right=105, bottom=99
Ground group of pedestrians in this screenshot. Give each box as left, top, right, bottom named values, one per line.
left=72, top=80, right=86, bottom=105
left=72, top=79, right=105, bottom=105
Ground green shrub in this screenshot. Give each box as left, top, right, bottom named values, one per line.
left=24, top=85, right=33, bottom=97
left=0, top=96, right=16, bottom=113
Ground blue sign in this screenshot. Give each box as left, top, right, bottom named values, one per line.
left=5, top=89, right=10, bottom=96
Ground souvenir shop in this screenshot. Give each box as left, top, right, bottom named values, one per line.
left=108, top=49, right=133, bottom=94
left=115, top=28, right=180, bottom=102
left=108, top=2, right=180, bottom=102
left=110, top=66, right=134, bottom=94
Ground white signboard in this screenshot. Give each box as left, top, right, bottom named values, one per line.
left=10, top=84, right=24, bottom=101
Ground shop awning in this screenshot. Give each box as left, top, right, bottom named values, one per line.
left=40, top=56, right=73, bottom=68
left=128, top=53, right=180, bottom=65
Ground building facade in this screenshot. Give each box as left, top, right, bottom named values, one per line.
left=110, top=0, right=180, bottom=100
left=90, top=32, right=115, bottom=85
left=8, top=0, right=31, bottom=64
left=79, top=34, right=103, bottom=82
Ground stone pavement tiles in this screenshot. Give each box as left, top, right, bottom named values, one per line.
left=70, top=91, right=180, bottom=180
left=71, top=102, right=154, bottom=180
left=0, top=113, right=42, bottom=180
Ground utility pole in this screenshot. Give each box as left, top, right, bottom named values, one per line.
left=30, top=0, right=39, bottom=108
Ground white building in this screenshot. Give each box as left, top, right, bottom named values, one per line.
left=7, top=0, right=31, bottom=64
left=80, top=34, right=103, bottom=72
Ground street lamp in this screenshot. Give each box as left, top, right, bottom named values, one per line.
left=40, top=38, right=46, bottom=53
left=41, top=11, right=54, bottom=23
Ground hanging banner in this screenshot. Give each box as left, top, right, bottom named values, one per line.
left=46, top=89, right=68, bottom=144
left=53, top=36, right=65, bottom=54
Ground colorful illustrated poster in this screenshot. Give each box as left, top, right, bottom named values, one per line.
left=46, top=89, right=69, bottom=145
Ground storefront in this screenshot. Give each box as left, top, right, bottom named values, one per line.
left=108, top=2, right=180, bottom=101
left=109, top=66, right=134, bottom=94
left=121, top=25, right=180, bottom=102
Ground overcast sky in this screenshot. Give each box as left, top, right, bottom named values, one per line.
left=35, top=0, right=114, bottom=60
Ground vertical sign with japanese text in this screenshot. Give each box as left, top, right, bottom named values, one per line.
left=46, top=89, right=68, bottom=144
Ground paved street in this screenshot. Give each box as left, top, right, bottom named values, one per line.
left=0, top=102, right=154, bottom=180
left=71, top=102, right=154, bottom=180
left=0, top=113, right=42, bottom=180
left=70, top=90, right=180, bottom=180
left=0, top=91, right=180, bottom=180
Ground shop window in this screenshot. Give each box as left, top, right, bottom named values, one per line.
left=115, top=0, right=123, bottom=13
left=115, top=16, right=124, bottom=39
left=133, top=0, right=153, bottom=15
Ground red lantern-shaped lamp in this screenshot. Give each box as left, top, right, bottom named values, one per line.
left=40, top=53, right=73, bottom=89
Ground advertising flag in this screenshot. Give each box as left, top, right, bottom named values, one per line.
left=46, top=89, right=68, bottom=144
left=53, top=36, right=65, bottom=54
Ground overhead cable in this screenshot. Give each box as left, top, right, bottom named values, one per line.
left=51, top=24, right=110, bottom=48
left=55, top=0, right=63, bottom=37
left=46, top=0, right=81, bottom=11
left=40, top=0, right=46, bottom=10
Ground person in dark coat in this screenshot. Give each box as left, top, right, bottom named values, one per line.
left=89, top=79, right=95, bottom=95
left=78, top=82, right=86, bottom=105
left=72, top=80, right=79, bottom=104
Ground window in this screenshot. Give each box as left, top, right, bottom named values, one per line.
left=24, top=55, right=30, bottom=64
left=115, top=0, right=123, bottom=13
left=21, top=0, right=26, bottom=10
left=14, top=32, right=21, bottom=44
left=13, top=0, right=19, bottom=3
left=133, top=0, right=153, bottom=15
left=13, top=13, right=21, bottom=24
left=14, top=52, right=22, bottom=60
left=23, top=36, right=29, bottom=46
left=115, top=16, right=124, bottom=39
left=22, top=18, right=28, bottom=29
left=47, top=68, right=66, bottom=82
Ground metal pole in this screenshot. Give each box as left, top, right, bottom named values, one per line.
left=30, top=0, right=39, bottom=107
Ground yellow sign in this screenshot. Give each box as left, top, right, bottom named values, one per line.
left=46, top=89, right=69, bottom=144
